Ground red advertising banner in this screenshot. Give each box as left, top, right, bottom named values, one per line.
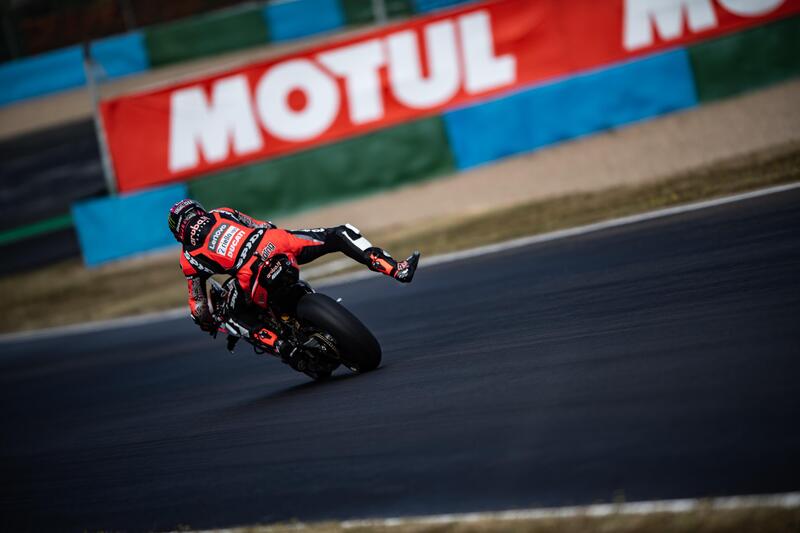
left=102, top=0, right=800, bottom=192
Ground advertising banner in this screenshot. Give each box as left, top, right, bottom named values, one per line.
left=102, top=0, right=800, bottom=192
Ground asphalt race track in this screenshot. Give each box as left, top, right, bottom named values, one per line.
left=2, top=189, right=799, bottom=532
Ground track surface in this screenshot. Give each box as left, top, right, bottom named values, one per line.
left=2, top=190, right=799, bottom=532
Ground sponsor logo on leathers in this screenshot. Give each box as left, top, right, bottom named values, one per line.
left=188, top=216, right=211, bottom=247
left=260, top=242, right=276, bottom=262
left=234, top=229, right=264, bottom=270
left=226, top=229, right=246, bottom=259
left=209, top=223, right=228, bottom=251
left=267, top=260, right=283, bottom=280
left=214, top=225, right=243, bottom=257
left=184, top=250, right=214, bottom=275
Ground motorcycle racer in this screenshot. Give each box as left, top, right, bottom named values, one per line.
left=168, top=199, right=419, bottom=355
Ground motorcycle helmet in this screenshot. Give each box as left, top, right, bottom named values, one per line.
left=168, top=199, right=207, bottom=242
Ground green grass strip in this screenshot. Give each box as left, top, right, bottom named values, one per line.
left=0, top=213, right=73, bottom=246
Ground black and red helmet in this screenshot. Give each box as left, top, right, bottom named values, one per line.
left=167, top=199, right=206, bottom=242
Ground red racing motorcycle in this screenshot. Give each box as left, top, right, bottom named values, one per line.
left=208, top=254, right=381, bottom=381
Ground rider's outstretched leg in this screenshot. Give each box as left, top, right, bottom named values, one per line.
left=290, top=224, right=420, bottom=283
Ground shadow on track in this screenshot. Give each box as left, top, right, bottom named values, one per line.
left=231, top=366, right=388, bottom=411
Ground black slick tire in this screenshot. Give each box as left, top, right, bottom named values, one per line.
left=296, top=293, right=382, bottom=373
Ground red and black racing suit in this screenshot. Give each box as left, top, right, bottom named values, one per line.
left=179, top=208, right=399, bottom=349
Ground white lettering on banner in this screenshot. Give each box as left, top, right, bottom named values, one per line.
left=255, top=59, right=340, bottom=141
left=459, top=11, right=516, bottom=94
left=167, top=9, right=519, bottom=173
left=318, top=41, right=386, bottom=125
left=624, top=0, right=785, bottom=50
left=624, top=0, right=716, bottom=50
left=387, top=21, right=460, bottom=109
left=169, top=75, right=263, bottom=172
left=717, top=0, right=783, bottom=16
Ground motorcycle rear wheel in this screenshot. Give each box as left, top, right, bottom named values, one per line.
left=296, top=293, right=381, bottom=373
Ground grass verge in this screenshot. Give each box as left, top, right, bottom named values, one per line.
left=375, top=140, right=800, bottom=259
left=206, top=505, right=800, bottom=532
left=3, top=141, right=799, bottom=334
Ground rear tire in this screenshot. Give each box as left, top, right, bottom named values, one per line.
left=296, top=293, right=381, bottom=373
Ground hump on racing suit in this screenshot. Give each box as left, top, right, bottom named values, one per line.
left=179, top=207, right=274, bottom=328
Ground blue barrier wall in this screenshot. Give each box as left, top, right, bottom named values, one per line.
left=0, top=32, right=149, bottom=106
left=0, top=46, right=85, bottom=106
left=72, top=184, right=187, bottom=266
left=443, top=49, right=698, bottom=169
left=264, top=0, right=345, bottom=41
left=91, top=31, right=150, bottom=78
left=0, top=0, right=349, bottom=106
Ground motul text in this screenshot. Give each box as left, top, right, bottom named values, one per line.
left=101, top=0, right=799, bottom=192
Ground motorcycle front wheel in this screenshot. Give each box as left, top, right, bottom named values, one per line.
left=296, top=293, right=382, bottom=373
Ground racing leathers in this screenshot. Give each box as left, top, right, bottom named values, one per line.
left=178, top=207, right=418, bottom=350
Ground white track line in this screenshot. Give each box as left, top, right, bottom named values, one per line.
left=316, top=181, right=800, bottom=287
left=0, top=307, right=188, bottom=343
left=3, top=181, right=798, bottom=343
left=338, top=492, right=800, bottom=529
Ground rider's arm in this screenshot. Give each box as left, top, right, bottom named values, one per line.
left=212, top=207, right=275, bottom=229
left=180, top=255, right=214, bottom=331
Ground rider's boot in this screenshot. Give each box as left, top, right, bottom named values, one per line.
left=394, top=251, right=421, bottom=283
left=366, top=248, right=420, bottom=283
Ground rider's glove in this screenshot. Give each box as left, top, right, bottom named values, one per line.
left=192, top=308, right=217, bottom=334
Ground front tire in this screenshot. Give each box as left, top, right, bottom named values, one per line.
left=296, top=293, right=381, bottom=373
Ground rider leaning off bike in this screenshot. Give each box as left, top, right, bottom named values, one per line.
left=168, top=199, right=419, bottom=359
